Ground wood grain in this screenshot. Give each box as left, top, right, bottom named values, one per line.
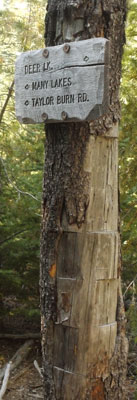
left=62, top=136, right=118, bottom=232
left=15, top=38, right=109, bottom=124
left=52, top=229, right=118, bottom=383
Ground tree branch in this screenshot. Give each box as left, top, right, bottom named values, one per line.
left=34, top=360, right=43, bottom=378
left=123, top=273, right=137, bottom=298
left=0, top=156, right=39, bottom=202
left=0, top=80, right=14, bottom=124
left=0, top=230, right=29, bottom=246
left=0, top=362, right=12, bottom=399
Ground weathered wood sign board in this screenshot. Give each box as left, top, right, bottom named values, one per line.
left=15, top=38, right=109, bottom=124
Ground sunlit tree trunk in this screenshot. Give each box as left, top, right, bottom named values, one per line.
left=40, top=1, right=128, bottom=399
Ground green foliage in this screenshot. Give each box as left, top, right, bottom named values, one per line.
left=0, top=0, right=46, bottom=321
left=120, top=5, right=137, bottom=385
left=120, top=1, right=137, bottom=287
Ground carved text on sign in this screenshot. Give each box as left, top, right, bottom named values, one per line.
left=15, top=38, right=109, bottom=124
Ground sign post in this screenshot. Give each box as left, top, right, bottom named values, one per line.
left=15, top=38, right=109, bottom=124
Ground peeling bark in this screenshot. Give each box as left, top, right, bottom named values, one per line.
left=40, top=1, right=128, bottom=399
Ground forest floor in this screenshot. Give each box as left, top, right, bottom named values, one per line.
left=0, top=339, right=43, bottom=400
left=0, top=305, right=137, bottom=400
left=0, top=338, right=136, bottom=400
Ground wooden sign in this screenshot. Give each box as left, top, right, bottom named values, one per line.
left=15, top=38, right=109, bottom=124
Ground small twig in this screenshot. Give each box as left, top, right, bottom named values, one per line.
left=0, top=80, right=14, bottom=124
left=34, top=360, right=43, bottom=378
left=123, top=274, right=137, bottom=298
left=13, top=366, right=31, bottom=382
left=0, top=156, right=39, bottom=202
left=0, top=230, right=29, bottom=246
left=0, top=362, right=12, bottom=399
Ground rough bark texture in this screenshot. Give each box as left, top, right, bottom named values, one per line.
left=40, top=1, right=128, bottom=399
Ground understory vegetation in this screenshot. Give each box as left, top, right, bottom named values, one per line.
left=0, top=0, right=46, bottom=324
left=120, top=0, right=137, bottom=343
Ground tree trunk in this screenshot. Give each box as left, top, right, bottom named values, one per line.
left=40, top=1, right=128, bottom=399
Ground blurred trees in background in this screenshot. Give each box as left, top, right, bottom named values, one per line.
left=120, top=1, right=137, bottom=351
left=0, top=0, right=137, bottom=334
left=120, top=2, right=137, bottom=305
left=0, top=0, right=46, bottom=323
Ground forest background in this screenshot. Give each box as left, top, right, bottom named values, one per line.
left=0, top=0, right=137, bottom=342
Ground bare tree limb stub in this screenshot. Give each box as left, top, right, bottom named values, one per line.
left=34, top=360, right=43, bottom=378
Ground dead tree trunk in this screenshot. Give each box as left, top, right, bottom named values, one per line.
left=40, top=1, right=128, bottom=399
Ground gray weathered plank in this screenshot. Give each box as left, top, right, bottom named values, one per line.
left=16, top=38, right=109, bottom=73
left=15, top=38, right=109, bottom=124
